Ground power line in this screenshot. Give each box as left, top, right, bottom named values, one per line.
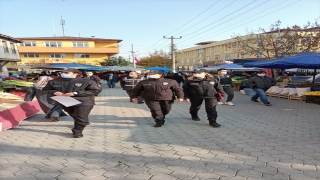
left=177, top=0, right=301, bottom=47
left=139, top=0, right=222, bottom=54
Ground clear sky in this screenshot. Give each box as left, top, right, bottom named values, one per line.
left=1, top=0, right=319, bottom=60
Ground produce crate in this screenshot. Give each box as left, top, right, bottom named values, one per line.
left=305, top=95, right=320, bottom=105
left=289, top=95, right=305, bottom=101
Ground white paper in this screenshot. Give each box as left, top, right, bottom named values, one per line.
left=50, top=96, right=82, bottom=107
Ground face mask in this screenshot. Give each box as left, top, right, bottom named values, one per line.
left=194, top=74, right=205, bottom=78
left=258, top=74, right=266, bottom=77
left=148, top=75, right=160, bottom=79
left=61, top=74, right=73, bottom=78
left=220, top=72, right=227, bottom=75
left=129, top=74, right=134, bottom=77
left=87, top=74, right=93, bottom=77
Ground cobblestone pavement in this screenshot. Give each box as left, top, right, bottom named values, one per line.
left=0, top=85, right=320, bottom=180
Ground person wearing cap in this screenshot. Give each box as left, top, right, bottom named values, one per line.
left=120, top=71, right=145, bottom=103
left=216, top=68, right=235, bottom=106
left=132, top=70, right=184, bottom=127
left=42, top=68, right=102, bottom=138
left=85, top=71, right=101, bottom=85
left=183, top=69, right=224, bottom=127
left=246, top=70, right=276, bottom=106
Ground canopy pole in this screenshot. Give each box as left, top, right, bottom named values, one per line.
left=312, top=67, right=316, bottom=86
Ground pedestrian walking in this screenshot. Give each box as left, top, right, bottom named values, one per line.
left=120, top=71, right=145, bottom=103
left=183, top=69, right=224, bottom=127
left=216, top=68, right=235, bottom=106
left=132, top=70, right=184, bottom=127
left=246, top=70, right=276, bottom=106
left=85, top=71, right=101, bottom=85
left=105, top=73, right=118, bottom=88
left=42, top=68, right=102, bottom=138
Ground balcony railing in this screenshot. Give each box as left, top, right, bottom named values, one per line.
left=0, top=53, right=21, bottom=61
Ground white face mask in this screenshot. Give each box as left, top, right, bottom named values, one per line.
left=258, top=74, right=266, bottom=77
left=129, top=74, right=134, bottom=77
left=148, top=75, right=160, bottom=79
left=220, top=71, right=227, bottom=75
left=87, top=73, right=93, bottom=77
left=194, top=73, right=205, bottom=78
left=61, top=73, right=73, bottom=78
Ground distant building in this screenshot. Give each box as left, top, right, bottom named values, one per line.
left=0, top=34, right=22, bottom=76
left=17, top=36, right=122, bottom=66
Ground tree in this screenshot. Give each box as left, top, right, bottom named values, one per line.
left=99, top=56, right=130, bottom=66
left=139, top=50, right=173, bottom=67
left=234, top=20, right=320, bottom=60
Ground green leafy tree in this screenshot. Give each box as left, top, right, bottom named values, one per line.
left=99, top=56, right=130, bottom=66
left=139, top=50, right=172, bottom=67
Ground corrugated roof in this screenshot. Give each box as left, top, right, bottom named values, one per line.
left=17, top=36, right=122, bottom=42
left=0, top=34, right=23, bottom=43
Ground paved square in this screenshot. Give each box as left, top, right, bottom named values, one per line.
left=1, top=86, right=320, bottom=180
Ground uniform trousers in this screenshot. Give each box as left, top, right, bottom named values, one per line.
left=222, top=86, right=234, bottom=102
left=189, top=98, right=218, bottom=120
left=145, top=100, right=172, bottom=124
left=63, top=105, right=93, bottom=133
left=126, top=89, right=144, bottom=102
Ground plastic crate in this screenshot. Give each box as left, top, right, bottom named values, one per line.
left=305, top=95, right=320, bottom=105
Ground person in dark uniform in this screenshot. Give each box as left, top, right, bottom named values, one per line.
left=85, top=71, right=101, bottom=85
left=164, top=71, right=184, bottom=85
left=183, top=69, right=224, bottom=127
left=132, top=70, right=184, bottom=127
left=216, top=68, right=235, bottom=106
left=42, top=68, right=102, bottom=138
left=120, top=71, right=145, bottom=103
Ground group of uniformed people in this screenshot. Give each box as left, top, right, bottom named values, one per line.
left=42, top=68, right=230, bottom=138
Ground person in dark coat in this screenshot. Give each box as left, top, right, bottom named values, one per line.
left=85, top=71, right=101, bottom=85
left=183, top=69, right=224, bottom=127
left=105, top=73, right=118, bottom=88
left=216, top=68, right=235, bottom=106
left=246, top=70, right=276, bottom=106
left=132, top=70, right=184, bottom=127
left=120, top=71, right=145, bottom=103
left=164, top=71, right=184, bottom=85
left=42, top=68, right=102, bottom=138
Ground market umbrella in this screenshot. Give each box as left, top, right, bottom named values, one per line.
left=243, top=52, right=320, bottom=85
left=7, top=65, right=31, bottom=69
left=201, top=63, right=263, bottom=71
left=32, top=63, right=108, bottom=71
left=106, top=66, right=144, bottom=71
left=145, top=66, right=172, bottom=71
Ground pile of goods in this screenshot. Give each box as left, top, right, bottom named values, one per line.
left=0, top=80, right=34, bottom=92
left=303, top=91, right=320, bottom=96
left=296, top=83, right=320, bottom=88
left=231, top=76, right=247, bottom=83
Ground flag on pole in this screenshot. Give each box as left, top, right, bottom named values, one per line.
left=134, top=56, right=140, bottom=64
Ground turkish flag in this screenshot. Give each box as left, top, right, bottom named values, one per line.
left=134, top=56, right=140, bottom=64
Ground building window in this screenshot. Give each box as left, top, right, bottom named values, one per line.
left=192, top=51, right=196, bottom=56
left=215, top=55, right=220, bottom=60
left=256, top=51, right=263, bottom=58
left=214, top=46, right=220, bottom=52
left=192, top=58, right=195, bottom=63
left=186, top=59, right=189, bottom=63
left=225, top=54, right=231, bottom=60
left=257, top=39, right=264, bottom=46
left=301, top=38, right=310, bottom=46
left=206, top=47, right=211, bottom=54
left=72, top=42, right=89, bottom=47
left=21, top=41, right=36, bottom=46
left=23, top=53, right=40, bottom=58
left=181, top=60, right=184, bottom=64
left=45, top=42, right=62, bottom=47
left=10, top=43, right=17, bottom=54
left=206, top=56, right=210, bottom=61
left=74, top=54, right=90, bottom=58
left=225, top=43, right=231, bottom=51
left=2, top=41, right=9, bottom=53
left=50, top=54, right=66, bottom=58
left=198, top=49, right=203, bottom=57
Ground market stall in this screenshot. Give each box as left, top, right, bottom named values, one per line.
left=0, top=80, right=40, bottom=131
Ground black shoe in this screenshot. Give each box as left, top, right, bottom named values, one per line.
left=154, top=123, right=162, bottom=127
left=265, top=102, right=272, bottom=106
left=49, top=117, right=59, bottom=122
left=191, top=115, right=200, bottom=121
left=138, top=101, right=144, bottom=104
left=130, top=99, right=133, bottom=102
left=251, top=100, right=260, bottom=103
left=209, top=121, right=221, bottom=128
left=73, top=132, right=83, bottom=138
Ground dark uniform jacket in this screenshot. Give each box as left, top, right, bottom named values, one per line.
left=87, top=75, right=101, bottom=85
left=215, top=75, right=234, bottom=87
left=42, top=78, right=102, bottom=105
left=164, top=73, right=184, bottom=84
left=120, top=75, right=145, bottom=90
left=132, top=78, right=184, bottom=101
left=183, top=74, right=224, bottom=99
left=246, top=76, right=276, bottom=90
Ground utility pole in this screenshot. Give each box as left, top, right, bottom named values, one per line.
left=163, top=36, right=182, bottom=72
left=60, top=15, right=66, bottom=36
left=128, top=44, right=138, bottom=68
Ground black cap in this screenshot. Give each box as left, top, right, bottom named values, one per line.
left=217, top=68, right=227, bottom=71
left=61, top=68, right=81, bottom=73
left=148, top=70, right=165, bottom=75
left=192, top=68, right=207, bottom=73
